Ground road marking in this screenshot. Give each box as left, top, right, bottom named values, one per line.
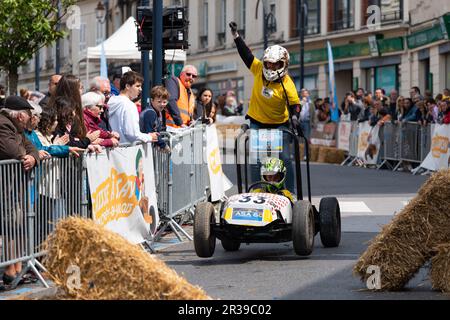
left=339, top=201, right=372, bottom=213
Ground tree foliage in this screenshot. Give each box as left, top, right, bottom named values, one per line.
left=0, top=0, right=75, bottom=94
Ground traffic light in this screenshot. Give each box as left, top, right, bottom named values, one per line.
left=136, top=6, right=189, bottom=51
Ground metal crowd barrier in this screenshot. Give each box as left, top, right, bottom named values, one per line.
left=1, top=156, right=87, bottom=289
left=153, top=125, right=210, bottom=242
left=1, top=125, right=212, bottom=289
left=339, top=121, right=433, bottom=172
left=340, top=121, right=359, bottom=165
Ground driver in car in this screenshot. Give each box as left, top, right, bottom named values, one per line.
left=251, top=157, right=294, bottom=202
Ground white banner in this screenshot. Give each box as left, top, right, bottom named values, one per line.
left=86, top=144, right=159, bottom=244
left=206, top=125, right=232, bottom=201
left=337, top=121, right=352, bottom=151
left=357, top=122, right=381, bottom=165
left=419, top=124, right=450, bottom=171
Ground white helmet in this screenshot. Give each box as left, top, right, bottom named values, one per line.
left=262, top=45, right=290, bottom=82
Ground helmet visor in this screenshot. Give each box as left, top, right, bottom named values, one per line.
left=264, top=61, right=284, bottom=71
left=262, top=172, right=284, bottom=184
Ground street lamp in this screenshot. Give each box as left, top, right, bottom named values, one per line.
left=95, top=1, right=106, bottom=24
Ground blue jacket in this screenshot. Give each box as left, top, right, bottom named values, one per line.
left=402, top=105, right=418, bottom=122
left=24, top=130, right=70, bottom=157
left=139, top=106, right=166, bottom=148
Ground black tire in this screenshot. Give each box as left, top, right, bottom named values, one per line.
left=221, top=238, right=241, bottom=251
left=319, top=197, right=341, bottom=247
left=292, top=200, right=315, bottom=256
left=193, top=202, right=216, bottom=257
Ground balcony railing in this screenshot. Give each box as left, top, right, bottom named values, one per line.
left=331, top=19, right=354, bottom=31
left=217, top=32, right=226, bottom=46
left=199, top=35, right=208, bottom=49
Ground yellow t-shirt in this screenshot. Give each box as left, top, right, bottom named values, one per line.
left=247, top=58, right=300, bottom=125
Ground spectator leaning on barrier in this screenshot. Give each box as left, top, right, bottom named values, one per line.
left=89, top=76, right=112, bottom=131
left=0, top=96, right=41, bottom=286
left=108, top=71, right=159, bottom=144
left=139, top=86, right=171, bottom=153
left=194, top=88, right=217, bottom=124
left=165, top=65, right=198, bottom=128
left=82, top=92, right=120, bottom=148
left=443, top=88, right=450, bottom=101
left=358, top=96, right=372, bottom=123
left=395, top=96, right=405, bottom=122
left=389, top=89, right=399, bottom=120
left=36, top=107, right=69, bottom=147
left=110, top=73, right=121, bottom=96
left=39, top=74, right=62, bottom=109
left=24, top=102, right=84, bottom=159
left=50, top=75, right=102, bottom=151
left=401, top=98, right=419, bottom=123
left=342, top=91, right=363, bottom=121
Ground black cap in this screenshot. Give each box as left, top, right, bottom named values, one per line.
left=3, top=96, right=33, bottom=111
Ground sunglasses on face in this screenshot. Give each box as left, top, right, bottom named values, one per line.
left=185, top=72, right=198, bottom=79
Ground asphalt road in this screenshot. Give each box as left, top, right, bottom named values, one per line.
left=156, top=163, right=450, bottom=300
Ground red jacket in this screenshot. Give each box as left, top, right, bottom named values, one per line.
left=443, top=112, right=450, bottom=124
left=83, top=109, right=114, bottom=147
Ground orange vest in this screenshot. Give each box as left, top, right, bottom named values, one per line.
left=166, top=78, right=195, bottom=128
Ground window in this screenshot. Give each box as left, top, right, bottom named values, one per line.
left=290, top=0, right=320, bottom=38
left=216, top=0, right=226, bottom=46
left=199, top=1, right=208, bottom=48
left=267, top=3, right=277, bottom=34
left=332, top=0, right=354, bottom=31
left=96, top=22, right=106, bottom=45
left=79, top=23, right=86, bottom=52
left=235, top=0, right=246, bottom=38
left=367, top=0, right=402, bottom=23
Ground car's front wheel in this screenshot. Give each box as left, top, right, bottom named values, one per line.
left=193, top=202, right=216, bottom=258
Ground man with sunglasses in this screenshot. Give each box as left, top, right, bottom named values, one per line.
left=165, top=65, right=198, bottom=128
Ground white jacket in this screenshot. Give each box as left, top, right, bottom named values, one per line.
left=108, top=95, right=152, bottom=144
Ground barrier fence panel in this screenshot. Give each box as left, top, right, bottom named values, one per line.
left=0, top=160, right=30, bottom=268
left=33, top=156, right=84, bottom=257
left=420, top=124, right=432, bottom=162
left=400, top=122, right=421, bottom=163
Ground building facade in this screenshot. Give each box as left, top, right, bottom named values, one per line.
left=3, top=0, right=450, bottom=104
left=187, top=0, right=450, bottom=104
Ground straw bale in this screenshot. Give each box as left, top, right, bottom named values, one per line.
left=309, top=145, right=319, bottom=162
left=43, top=217, right=211, bottom=300
left=317, top=147, right=329, bottom=163
left=321, top=147, right=345, bottom=164
left=430, top=244, right=450, bottom=292
left=353, top=170, right=450, bottom=290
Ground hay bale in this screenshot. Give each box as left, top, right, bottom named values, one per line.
left=317, top=147, right=329, bottom=163
left=353, top=170, right=450, bottom=290
left=319, top=146, right=345, bottom=164
left=309, top=145, right=320, bottom=162
left=43, top=217, right=211, bottom=300
left=430, top=244, right=450, bottom=292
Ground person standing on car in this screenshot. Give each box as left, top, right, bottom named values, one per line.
left=229, top=21, right=301, bottom=191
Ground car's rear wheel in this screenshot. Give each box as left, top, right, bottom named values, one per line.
left=292, top=200, right=315, bottom=256
left=193, top=202, right=216, bottom=257
left=221, top=238, right=241, bottom=251
left=319, top=197, right=341, bottom=247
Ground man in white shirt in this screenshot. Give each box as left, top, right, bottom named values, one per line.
left=107, top=71, right=158, bottom=144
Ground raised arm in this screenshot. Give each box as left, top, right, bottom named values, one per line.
left=229, top=22, right=254, bottom=69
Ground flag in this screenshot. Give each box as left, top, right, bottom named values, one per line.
left=327, top=41, right=339, bottom=123
left=100, top=41, right=108, bottom=78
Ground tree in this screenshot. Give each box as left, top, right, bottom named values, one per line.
left=0, top=0, right=75, bottom=95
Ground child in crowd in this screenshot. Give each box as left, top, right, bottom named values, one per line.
left=139, top=86, right=171, bottom=153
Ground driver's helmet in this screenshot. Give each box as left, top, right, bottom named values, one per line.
left=261, top=157, right=286, bottom=192
left=262, top=45, right=290, bottom=82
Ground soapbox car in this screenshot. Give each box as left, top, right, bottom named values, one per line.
left=193, top=126, right=341, bottom=257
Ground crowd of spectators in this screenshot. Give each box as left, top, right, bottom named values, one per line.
left=298, top=86, right=450, bottom=138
